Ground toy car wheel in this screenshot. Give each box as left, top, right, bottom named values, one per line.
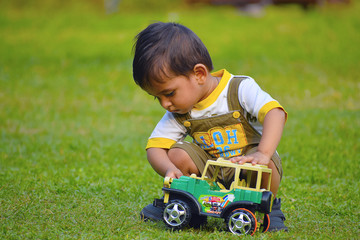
left=189, top=213, right=207, bottom=229
left=163, top=199, right=192, bottom=230
left=260, top=213, right=270, bottom=233
left=226, top=208, right=257, bottom=236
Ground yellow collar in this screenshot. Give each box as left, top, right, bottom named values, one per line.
left=193, top=69, right=232, bottom=110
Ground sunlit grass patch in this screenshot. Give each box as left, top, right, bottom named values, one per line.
left=1, top=1, right=359, bottom=238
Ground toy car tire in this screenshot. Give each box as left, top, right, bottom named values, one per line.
left=189, top=213, right=207, bottom=229
left=163, top=199, right=192, bottom=230
left=260, top=213, right=270, bottom=233
left=226, top=208, right=257, bottom=236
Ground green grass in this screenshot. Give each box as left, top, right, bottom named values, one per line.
left=1, top=0, right=359, bottom=239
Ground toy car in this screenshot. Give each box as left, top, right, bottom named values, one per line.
left=153, top=158, right=274, bottom=236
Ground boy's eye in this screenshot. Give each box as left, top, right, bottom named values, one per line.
left=165, top=91, right=175, bottom=97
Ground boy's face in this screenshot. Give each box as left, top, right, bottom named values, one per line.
left=145, top=73, right=204, bottom=114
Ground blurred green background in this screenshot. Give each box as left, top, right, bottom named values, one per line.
left=0, top=0, right=359, bottom=239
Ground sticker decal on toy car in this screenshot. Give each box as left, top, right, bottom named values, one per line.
left=199, top=194, right=235, bottom=214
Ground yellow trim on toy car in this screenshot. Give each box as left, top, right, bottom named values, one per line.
left=201, top=158, right=272, bottom=192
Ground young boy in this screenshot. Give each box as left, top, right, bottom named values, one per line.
left=132, top=22, right=288, bottom=231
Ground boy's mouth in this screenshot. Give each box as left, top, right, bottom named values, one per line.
left=170, top=109, right=183, bottom=114
left=167, top=106, right=178, bottom=112
left=168, top=106, right=191, bottom=114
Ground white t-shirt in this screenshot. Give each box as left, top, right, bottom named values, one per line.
left=146, top=69, right=286, bottom=149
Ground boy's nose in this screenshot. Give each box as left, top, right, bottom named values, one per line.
left=160, top=98, right=172, bottom=110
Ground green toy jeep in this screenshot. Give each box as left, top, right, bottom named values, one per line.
left=154, top=158, right=274, bottom=236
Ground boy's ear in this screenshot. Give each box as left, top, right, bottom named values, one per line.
left=193, top=64, right=208, bottom=85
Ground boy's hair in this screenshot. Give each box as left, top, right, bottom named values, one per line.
left=132, top=22, right=213, bottom=89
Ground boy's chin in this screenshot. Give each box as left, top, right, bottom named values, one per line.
left=170, top=109, right=187, bottom=114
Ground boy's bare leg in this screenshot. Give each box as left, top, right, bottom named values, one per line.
left=260, top=160, right=287, bottom=231
left=261, top=160, right=281, bottom=197
left=168, top=148, right=200, bottom=177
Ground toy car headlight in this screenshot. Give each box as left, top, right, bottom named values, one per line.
left=163, top=176, right=173, bottom=188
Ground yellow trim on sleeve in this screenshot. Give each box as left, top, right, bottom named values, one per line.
left=258, top=101, right=288, bottom=124
left=193, top=69, right=232, bottom=110
left=146, top=137, right=177, bottom=150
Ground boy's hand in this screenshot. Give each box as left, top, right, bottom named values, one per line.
left=230, top=108, right=286, bottom=167
left=165, top=167, right=183, bottom=179
left=230, top=151, right=271, bottom=166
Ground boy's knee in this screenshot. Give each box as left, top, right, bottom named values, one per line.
left=168, top=148, right=190, bottom=165
left=168, top=148, right=199, bottom=176
left=269, top=158, right=282, bottom=180
left=268, top=160, right=277, bottom=171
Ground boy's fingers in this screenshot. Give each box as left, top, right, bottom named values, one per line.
left=231, top=156, right=254, bottom=164
left=230, top=156, right=242, bottom=163
left=165, top=167, right=184, bottom=179
left=166, top=171, right=181, bottom=179
left=175, top=172, right=183, bottom=179
left=251, top=159, right=259, bottom=165
left=241, top=156, right=254, bottom=164
left=166, top=172, right=175, bottom=178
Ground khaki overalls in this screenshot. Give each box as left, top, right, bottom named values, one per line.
left=171, top=77, right=283, bottom=186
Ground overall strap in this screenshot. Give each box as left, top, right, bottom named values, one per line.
left=173, top=76, right=248, bottom=130
left=227, top=76, right=262, bottom=147
left=227, top=76, right=247, bottom=113
left=173, top=112, right=191, bottom=131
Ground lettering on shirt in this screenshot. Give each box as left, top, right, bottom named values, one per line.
left=193, top=123, right=248, bottom=158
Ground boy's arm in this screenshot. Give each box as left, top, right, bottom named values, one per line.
left=230, top=108, right=286, bottom=165
left=146, top=147, right=183, bottom=178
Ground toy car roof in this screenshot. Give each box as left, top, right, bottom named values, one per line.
left=201, top=158, right=272, bottom=191
left=204, top=158, right=272, bottom=173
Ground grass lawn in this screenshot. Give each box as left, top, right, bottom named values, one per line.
left=0, top=0, right=359, bottom=239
